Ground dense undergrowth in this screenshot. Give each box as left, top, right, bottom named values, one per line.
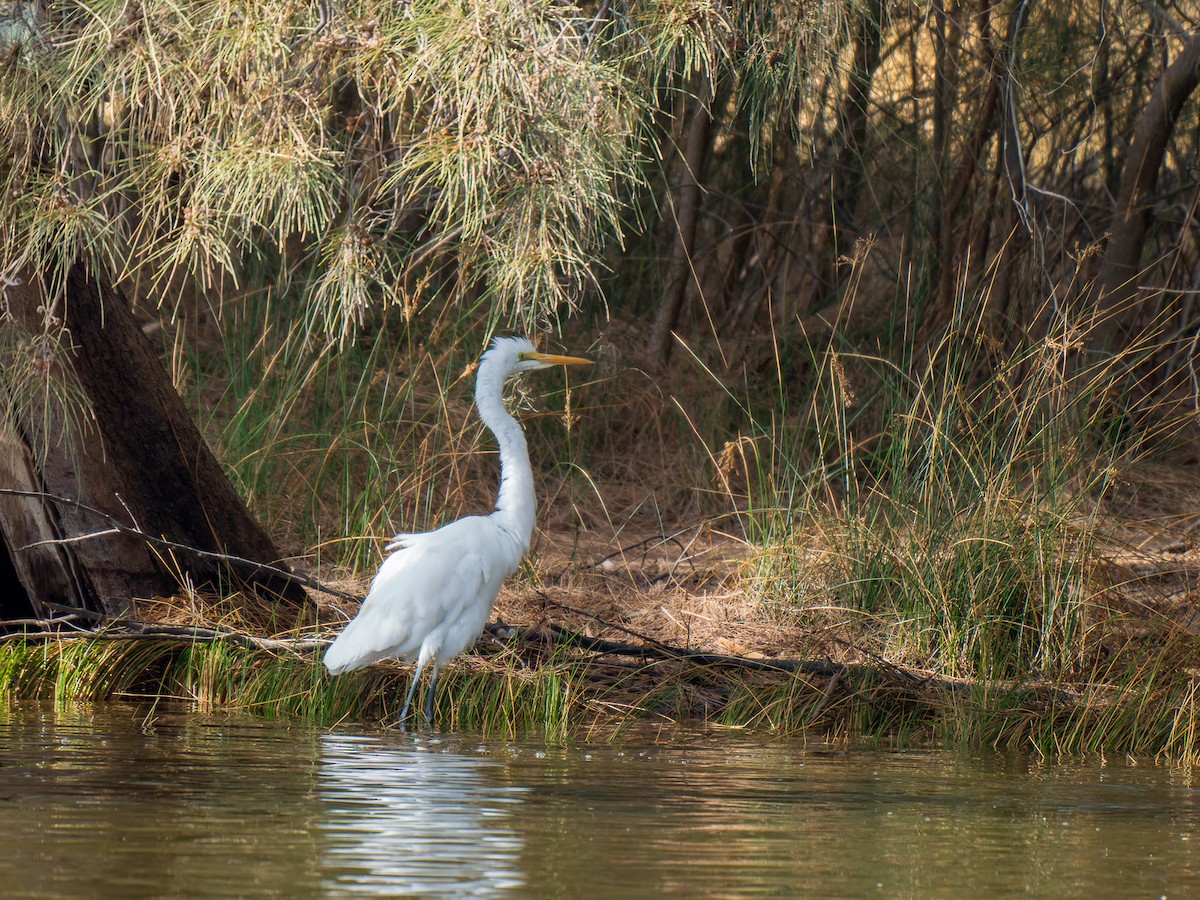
left=8, top=256, right=1191, bottom=760
left=4, top=625, right=1200, bottom=760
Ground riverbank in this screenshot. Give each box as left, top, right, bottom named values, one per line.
left=6, top=472, right=1200, bottom=760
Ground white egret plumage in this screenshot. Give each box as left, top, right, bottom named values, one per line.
left=323, top=336, right=591, bottom=724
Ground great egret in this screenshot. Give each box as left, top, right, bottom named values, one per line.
left=323, top=336, right=591, bottom=724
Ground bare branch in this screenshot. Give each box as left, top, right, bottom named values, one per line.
left=0, top=624, right=330, bottom=653
left=0, top=488, right=361, bottom=606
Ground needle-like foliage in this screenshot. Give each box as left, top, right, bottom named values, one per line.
left=0, top=0, right=838, bottom=336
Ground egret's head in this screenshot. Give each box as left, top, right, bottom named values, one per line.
left=486, top=336, right=591, bottom=376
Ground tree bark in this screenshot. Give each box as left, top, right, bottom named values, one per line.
left=1092, top=33, right=1200, bottom=350
left=814, top=0, right=885, bottom=309
left=0, top=262, right=307, bottom=616
left=648, top=93, right=712, bottom=370
left=0, top=414, right=81, bottom=619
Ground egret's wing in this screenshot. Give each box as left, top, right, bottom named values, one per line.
left=323, top=531, right=491, bottom=674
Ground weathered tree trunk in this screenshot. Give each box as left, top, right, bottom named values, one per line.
left=812, top=0, right=884, bottom=309
left=648, top=92, right=712, bottom=370
left=0, top=414, right=82, bottom=619
left=1092, top=33, right=1200, bottom=350
left=0, top=261, right=306, bottom=617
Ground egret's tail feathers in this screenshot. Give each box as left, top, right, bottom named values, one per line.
left=323, top=629, right=379, bottom=674
left=324, top=613, right=406, bottom=674
left=322, top=639, right=357, bottom=675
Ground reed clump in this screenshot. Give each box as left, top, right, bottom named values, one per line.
left=0, top=636, right=592, bottom=739
left=712, top=280, right=1200, bottom=758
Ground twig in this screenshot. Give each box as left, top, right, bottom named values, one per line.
left=522, top=620, right=850, bottom=679
left=586, top=532, right=689, bottom=571
left=544, top=597, right=680, bottom=651
left=42, top=600, right=103, bottom=620
left=0, top=488, right=361, bottom=605
left=24, top=529, right=122, bottom=546
left=0, top=623, right=329, bottom=653
left=120, top=621, right=331, bottom=651
left=0, top=615, right=89, bottom=629
left=809, top=670, right=843, bottom=721
left=584, top=0, right=610, bottom=46
left=555, top=624, right=847, bottom=677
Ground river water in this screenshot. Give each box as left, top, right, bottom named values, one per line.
left=0, top=703, right=1197, bottom=897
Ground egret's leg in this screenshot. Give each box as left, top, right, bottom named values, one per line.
left=423, top=662, right=441, bottom=726
left=398, top=657, right=428, bottom=727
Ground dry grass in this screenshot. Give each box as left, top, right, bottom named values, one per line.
left=81, top=454, right=1200, bottom=753
left=5, top=468, right=1196, bottom=755
left=114, top=285, right=1195, bottom=754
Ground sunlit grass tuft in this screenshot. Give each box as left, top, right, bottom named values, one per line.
left=0, top=637, right=586, bottom=737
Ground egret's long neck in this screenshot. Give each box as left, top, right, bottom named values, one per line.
left=475, top=360, right=536, bottom=552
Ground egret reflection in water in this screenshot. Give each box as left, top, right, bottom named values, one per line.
left=317, top=734, right=528, bottom=896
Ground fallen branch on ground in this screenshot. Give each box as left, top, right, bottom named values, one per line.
left=488, top=622, right=1088, bottom=704
left=536, top=598, right=946, bottom=686
left=0, top=621, right=329, bottom=652
left=0, top=488, right=361, bottom=606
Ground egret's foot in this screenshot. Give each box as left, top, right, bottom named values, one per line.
left=395, top=703, right=413, bottom=730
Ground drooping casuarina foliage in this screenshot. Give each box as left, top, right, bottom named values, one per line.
left=0, top=0, right=837, bottom=338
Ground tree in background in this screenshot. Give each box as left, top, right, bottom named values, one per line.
left=0, top=0, right=836, bottom=615
left=654, top=0, right=1200, bottom=374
